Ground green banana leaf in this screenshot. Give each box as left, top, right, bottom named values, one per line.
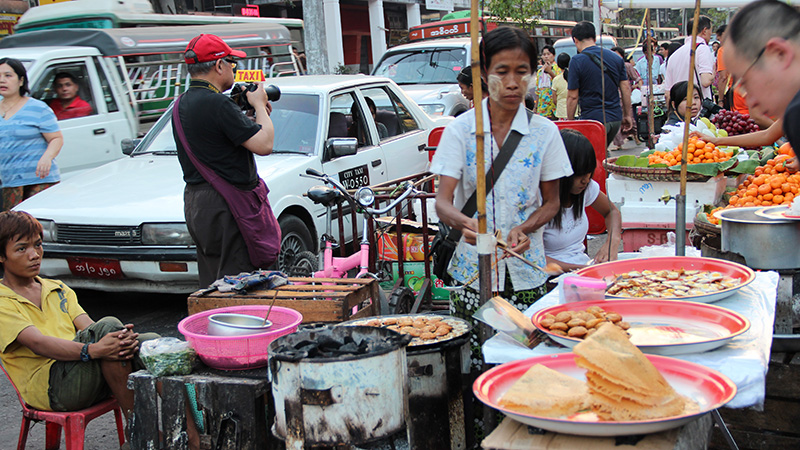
left=728, top=159, right=761, bottom=174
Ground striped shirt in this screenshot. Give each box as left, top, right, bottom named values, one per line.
left=0, top=98, right=61, bottom=187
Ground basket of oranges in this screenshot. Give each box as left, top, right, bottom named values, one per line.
left=604, top=136, right=736, bottom=182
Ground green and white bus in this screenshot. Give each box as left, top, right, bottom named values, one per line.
left=15, top=0, right=305, bottom=52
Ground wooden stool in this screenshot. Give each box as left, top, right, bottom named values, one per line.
left=482, top=415, right=713, bottom=450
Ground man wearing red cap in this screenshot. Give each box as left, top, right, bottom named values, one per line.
left=173, top=34, right=275, bottom=286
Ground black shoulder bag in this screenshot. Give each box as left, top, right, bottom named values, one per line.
left=430, top=110, right=532, bottom=284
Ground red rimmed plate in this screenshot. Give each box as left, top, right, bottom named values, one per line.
left=531, top=300, right=750, bottom=355
left=575, top=256, right=755, bottom=303
left=473, top=353, right=737, bottom=436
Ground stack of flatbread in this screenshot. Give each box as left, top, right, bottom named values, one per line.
left=497, top=364, right=590, bottom=418
left=573, top=322, right=690, bottom=421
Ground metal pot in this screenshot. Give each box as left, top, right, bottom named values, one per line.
left=207, top=313, right=272, bottom=336
left=269, top=326, right=411, bottom=448
left=716, top=207, right=800, bottom=270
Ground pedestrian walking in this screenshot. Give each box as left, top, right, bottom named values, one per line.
left=566, top=21, right=634, bottom=147
left=0, top=58, right=63, bottom=210
left=531, top=45, right=560, bottom=119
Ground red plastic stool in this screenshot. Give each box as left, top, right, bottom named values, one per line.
left=1, top=362, right=125, bottom=450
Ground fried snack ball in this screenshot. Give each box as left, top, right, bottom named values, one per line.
left=434, top=326, right=451, bottom=337
left=412, top=319, right=427, bottom=329
left=617, top=321, right=631, bottom=330
left=567, top=318, right=586, bottom=328
left=422, top=324, right=437, bottom=333
left=585, top=318, right=604, bottom=329
left=398, top=318, right=414, bottom=327
left=586, top=306, right=604, bottom=315
left=366, top=320, right=382, bottom=327
left=576, top=311, right=595, bottom=322
left=420, top=332, right=437, bottom=340
left=539, top=317, right=555, bottom=328
left=606, top=313, right=622, bottom=323
left=383, top=318, right=398, bottom=325
left=568, top=326, right=588, bottom=338
left=551, top=329, right=568, bottom=336
left=387, top=325, right=400, bottom=331
left=549, top=322, right=568, bottom=331
left=554, top=311, right=573, bottom=323
left=427, top=317, right=442, bottom=324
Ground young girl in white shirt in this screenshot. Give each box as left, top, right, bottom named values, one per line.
left=543, top=129, right=622, bottom=271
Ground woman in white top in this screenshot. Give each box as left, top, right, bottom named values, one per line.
left=544, top=129, right=622, bottom=272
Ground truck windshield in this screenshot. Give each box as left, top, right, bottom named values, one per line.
left=133, top=92, right=320, bottom=156
left=373, top=48, right=466, bottom=85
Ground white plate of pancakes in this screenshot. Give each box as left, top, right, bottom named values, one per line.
left=531, top=300, right=750, bottom=356
left=474, top=352, right=736, bottom=436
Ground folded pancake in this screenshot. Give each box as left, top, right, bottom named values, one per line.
left=498, top=364, right=590, bottom=418
left=574, top=323, right=689, bottom=421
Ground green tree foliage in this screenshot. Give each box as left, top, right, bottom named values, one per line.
left=486, top=0, right=557, bottom=32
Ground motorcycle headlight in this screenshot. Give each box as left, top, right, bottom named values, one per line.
left=419, top=104, right=446, bottom=116
left=39, top=220, right=57, bottom=242
left=141, top=223, right=193, bottom=245
left=355, top=187, right=375, bottom=208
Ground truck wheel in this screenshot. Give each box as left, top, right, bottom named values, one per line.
left=278, top=215, right=313, bottom=274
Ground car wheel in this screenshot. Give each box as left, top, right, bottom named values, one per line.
left=278, top=215, right=314, bottom=274
left=288, top=251, right=318, bottom=277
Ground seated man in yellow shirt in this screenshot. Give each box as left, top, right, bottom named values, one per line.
left=0, top=211, right=161, bottom=446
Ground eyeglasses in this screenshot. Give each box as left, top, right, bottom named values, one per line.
left=731, top=45, right=767, bottom=96
left=223, top=58, right=237, bottom=70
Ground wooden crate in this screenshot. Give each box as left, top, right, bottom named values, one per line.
left=187, top=277, right=380, bottom=324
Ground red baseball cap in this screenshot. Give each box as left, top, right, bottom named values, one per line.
left=184, top=34, right=246, bottom=64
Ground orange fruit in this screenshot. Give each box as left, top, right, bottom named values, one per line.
left=758, top=184, right=772, bottom=195
left=774, top=194, right=785, bottom=204
left=763, top=193, right=774, bottom=202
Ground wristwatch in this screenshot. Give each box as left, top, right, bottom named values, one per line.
left=80, top=343, right=92, bottom=362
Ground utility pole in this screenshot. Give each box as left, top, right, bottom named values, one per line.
left=302, top=0, right=330, bottom=74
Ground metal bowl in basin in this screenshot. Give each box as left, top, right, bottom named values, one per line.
left=207, top=313, right=272, bottom=337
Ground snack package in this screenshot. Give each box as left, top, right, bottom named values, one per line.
left=560, top=275, right=607, bottom=304
left=140, top=337, right=197, bottom=377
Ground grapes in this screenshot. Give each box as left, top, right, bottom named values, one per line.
left=710, top=109, right=760, bottom=136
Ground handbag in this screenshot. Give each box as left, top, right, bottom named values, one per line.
left=430, top=110, right=531, bottom=284
left=172, top=95, right=281, bottom=269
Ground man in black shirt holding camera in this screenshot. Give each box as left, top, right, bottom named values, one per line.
left=173, top=34, right=275, bottom=286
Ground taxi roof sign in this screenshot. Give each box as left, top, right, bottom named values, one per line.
left=234, top=70, right=265, bottom=83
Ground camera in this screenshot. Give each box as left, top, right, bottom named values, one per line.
left=230, top=83, right=281, bottom=111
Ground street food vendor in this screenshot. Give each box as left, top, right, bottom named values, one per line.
left=431, top=26, right=573, bottom=370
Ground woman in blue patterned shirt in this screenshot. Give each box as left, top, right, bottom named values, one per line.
left=430, top=27, right=573, bottom=369
left=0, top=58, right=63, bottom=211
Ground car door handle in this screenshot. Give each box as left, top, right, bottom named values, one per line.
left=371, top=159, right=382, bottom=167
left=93, top=128, right=106, bottom=135
left=418, top=144, right=426, bottom=152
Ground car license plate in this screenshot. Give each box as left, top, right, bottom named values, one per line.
left=338, top=164, right=370, bottom=190
left=67, top=257, right=125, bottom=279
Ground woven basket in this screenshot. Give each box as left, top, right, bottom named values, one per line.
left=604, top=157, right=710, bottom=182
left=693, top=215, right=722, bottom=236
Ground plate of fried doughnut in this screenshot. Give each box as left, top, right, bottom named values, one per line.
left=531, top=300, right=749, bottom=356
left=341, top=314, right=471, bottom=347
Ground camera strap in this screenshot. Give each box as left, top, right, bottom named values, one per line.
left=189, top=79, right=221, bottom=94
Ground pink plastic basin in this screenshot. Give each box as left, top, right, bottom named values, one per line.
left=179, top=306, right=303, bottom=370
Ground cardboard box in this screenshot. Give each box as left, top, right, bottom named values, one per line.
left=390, top=262, right=450, bottom=300
left=377, top=232, right=434, bottom=261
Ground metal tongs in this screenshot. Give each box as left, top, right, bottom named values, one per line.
left=459, top=231, right=563, bottom=286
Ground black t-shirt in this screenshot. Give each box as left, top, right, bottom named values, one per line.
left=173, top=82, right=262, bottom=189
left=784, top=89, right=800, bottom=151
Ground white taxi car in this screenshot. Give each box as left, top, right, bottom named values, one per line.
left=16, top=75, right=449, bottom=293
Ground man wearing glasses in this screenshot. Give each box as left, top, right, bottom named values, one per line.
left=725, top=0, right=800, bottom=154
left=173, top=34, right=275, bottom=286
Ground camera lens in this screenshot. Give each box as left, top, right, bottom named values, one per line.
left=264, top=84, right=281, bottom=102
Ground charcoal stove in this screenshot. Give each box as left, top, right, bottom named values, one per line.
left=340, top=315, right=473, bottom=450
left=269, top=326, right=412, bottom=449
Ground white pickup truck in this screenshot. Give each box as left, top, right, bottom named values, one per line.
left=0, top=23, right=300, bottom=177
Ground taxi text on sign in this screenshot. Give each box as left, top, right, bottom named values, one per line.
left=234, top=70, right=266, bottom=83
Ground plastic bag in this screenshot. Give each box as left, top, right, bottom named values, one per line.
left=139, top=337, right=196, bottom=377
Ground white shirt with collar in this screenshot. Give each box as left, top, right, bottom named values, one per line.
left=430, top=99, right=573, bottom=291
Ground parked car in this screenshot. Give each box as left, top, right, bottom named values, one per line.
left=16, top=75, right=450, bottom=293
left=372, top=37, right=471, bottom=117
left=552, top=35, right=618, bottom=59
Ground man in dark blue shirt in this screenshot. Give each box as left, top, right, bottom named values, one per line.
left=566, top=21, right=633, bottom=148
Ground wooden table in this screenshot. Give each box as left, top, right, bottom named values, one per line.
left=128, top=367, right=280, bottom=450
left=482, top=415, right=713, bottom=450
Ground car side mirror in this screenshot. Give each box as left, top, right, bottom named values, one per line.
left=121, top=138, right=141, bottom=155
left=324, top=138, right=358, bottom=160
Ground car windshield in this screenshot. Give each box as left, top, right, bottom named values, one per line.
left=373, top=48, right=466, bottom=85
left=133, top=93, right=320, bottom=156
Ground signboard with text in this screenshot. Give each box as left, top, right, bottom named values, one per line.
left=0, top=14, right=21, bottom=37
left=426, top=0, right=454, bottom=12
left=231, top=3, right=260, bottom=17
